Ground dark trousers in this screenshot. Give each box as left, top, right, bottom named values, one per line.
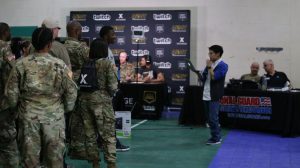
left=203, top=100, right=221, bottom=141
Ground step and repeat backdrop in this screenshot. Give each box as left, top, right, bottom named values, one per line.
left=70, top=10, right=190, bottom=106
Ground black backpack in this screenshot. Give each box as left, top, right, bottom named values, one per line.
left=78, top=60, right=99, bottom=92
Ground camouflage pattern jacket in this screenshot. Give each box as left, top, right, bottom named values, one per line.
left=5, top=53, right=77, bottom=123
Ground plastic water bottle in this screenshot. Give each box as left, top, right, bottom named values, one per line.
left=261, top=75, right=267, bottom=91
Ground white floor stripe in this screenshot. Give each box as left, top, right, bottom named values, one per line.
left=131, top=120, right=147, bottom=129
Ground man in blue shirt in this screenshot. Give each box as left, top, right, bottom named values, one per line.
left=202, top=45, right=228, bottom=145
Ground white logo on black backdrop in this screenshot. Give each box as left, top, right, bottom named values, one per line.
left=117, top=36, right=126, bottom=45
left=93, top=14, right=111, bottom=21
left=153, top=62, right=172, bottom=69
left=155, top=48, right=164, bottom=58
left=131, top=49, right=150, bottom=56
left=155, top=24, right=164, bottom=33
left=82, top=26, right=90, bottom=33
left=131, top=26, right=150, bottom=32
left=176, top=86, right=185, bottom=94
left=153, top=13, right=172, bottom=20
left=95, top=25, right=103, bottom=33
left=178, top=61, right=187, bottom=70
left=177, top=37, right=188, bottom=45
left=116, top=13, right=126, bottom=21
left=153, top=38, right=172, bottom=45
left=178, top=12, right=188, bottom=21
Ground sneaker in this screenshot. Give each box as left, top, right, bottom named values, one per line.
left=116, top=144, right=130, bottom=152
left=206, top=139, right=221, bottom=145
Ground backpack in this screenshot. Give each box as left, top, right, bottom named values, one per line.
left=77, top=60, right=99, bottom=92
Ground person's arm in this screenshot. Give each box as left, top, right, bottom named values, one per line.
left=62, top=66, right=78, bottom=112
left=150, top=72, right=165, bottom=83
left=212, top=63, right=228, bottom=81
left=206, top=59, right=215, bottom=80
left=106, top=62, right=118, bottom=96
left=5, top=65, right=21, bottom=108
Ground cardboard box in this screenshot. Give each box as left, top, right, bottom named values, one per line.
left=115, top=111, right=131, bottom=138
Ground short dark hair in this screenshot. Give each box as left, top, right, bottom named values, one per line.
left=99, top=26, right=113, bottom=38
left=10, top=37, right=23, bottom=59
left=209, top=45, right=223, bottom=56
left=31, top=27, right=53, bottom=51
left=89, top=38, right=108, bottom=59
left=0, top=22, right=9, bottom=38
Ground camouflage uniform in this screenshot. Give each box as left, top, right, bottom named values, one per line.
left=49, top=40, right=71, bottom=68
left=119, top=62, right=135, bottom=83
left=0, top=40, right=19, bottom=168
left=64, top=37, right=89, bottom=81
left=5, top=53, right=77, bottom=168
left=70, top=58, right=117, bottom=164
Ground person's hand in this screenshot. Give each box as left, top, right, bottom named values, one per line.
left=206, top=59, right=212, bottom=68
left=7, top=54, right=16, bottom=61
left=143, top=76, right=151, bottom=83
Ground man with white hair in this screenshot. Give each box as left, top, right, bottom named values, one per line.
left=263, top=59, right=290, bottom=88
left=42, top=18, right=71, bottom=69
left=241, top=62, right=261, bottom=83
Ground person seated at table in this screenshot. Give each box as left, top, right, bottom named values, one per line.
left=117, top=51, right=134, bottom=83
left=263, top=59, right=290, bottom=88
left=240, top=62, right=261, bottom=83
left=137, top=55, right=165, bottom=83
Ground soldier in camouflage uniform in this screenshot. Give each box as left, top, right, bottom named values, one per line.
left=76, top=39, right=118, bottom=168
left=0, top=22, right=19, bottom=168
left=64, top=21, right=89, bottom=160
left=42, top=18, right=71, bottom=69
left=64, top=21, right=89, bottom=81
left=5, top=27, right=77, bottom=168
left=118, top=51, right=134, bottom=83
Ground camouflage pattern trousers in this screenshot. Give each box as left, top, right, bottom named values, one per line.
left=18, top=118, right=65, bottom=168
left=68, top=100, right=116, bottom=164
left=0, top=120, right=19, bottom=168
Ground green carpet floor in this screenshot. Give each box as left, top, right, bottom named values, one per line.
left=65, top=120, right=228, bottom=168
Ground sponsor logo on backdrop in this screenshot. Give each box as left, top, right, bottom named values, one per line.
left=112, top=49, right=126, bottom=56
left=116, top=13, right=126, bottom=21
left=131, top=26, right=150, bottom=32
left=153, top=13, right=172, bottom=20
left=172, top=25, right=187, bottom=32
left=82, top=26, right=90, bottom=33
left=131, top=38, right=146, bottom=44
left=176, top=86, right=185, bottom=94
left=143, top=91, right=157, bottom=104
left=93, top=14, right=111, bottom=21
left=95, top=25, right=103, bottom=33
left=153, top=38, right=172, bottom=45
left=155, top=48, right=164, bottom=58
left=177, top=61, right=187, bottom=70
left=177, top=37, right=188, bottom=45
left=112, top=25, right=125, bottom=32
left=72, top=14, right=87, bottom=21
left=172, top=49, right=188, bottom=57
left=117, top=36, right=126, bottom=45
left=132, top=13, right=147, bottom=20
left=172, top=73, right=188, bottom=81
left=171, top=97, right=184, bottom=106
left=178, top=12, right=188, bottom=21
left=153, top=62, right=172, bottom=69
left=220, top=96, right=272, bottom=120
left=155, top=24, right=164, bottom=33
left=131, top=49, right=150, bottom=57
